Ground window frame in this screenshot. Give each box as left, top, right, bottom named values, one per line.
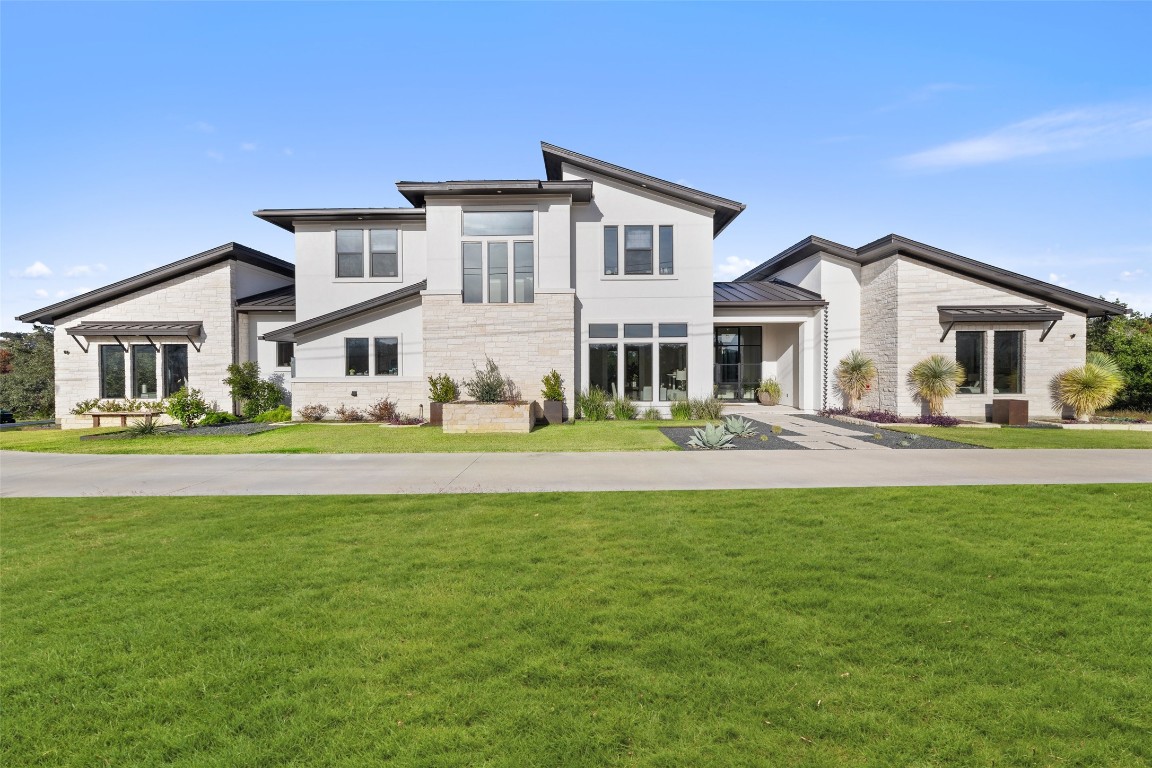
left=374, top=337, right=399, bottom=376
left=369, top=228, right=400, bottom=279
left=601, top=223, right=675, bottom=280
left=275, top=341, right=294, bottom=369
left=161, top=343, right=188, bottom=398
left=993, top=330, right=1025, bottom=394
left=344, top=337, right=370, bottom=377
left=99, top=344, right=126, bottom=399
left=586, top=321, right=688, bottom=403
left=130, top=344, right=159, bottom=400
left=459, top=207, right=537, bottom=304
left=334, top=227, right=404, bottom=282
left=955, top=330, right=985, bottom=395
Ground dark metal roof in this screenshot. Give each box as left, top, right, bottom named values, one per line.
left=263, top=280, right=426, bottom=342
left=395, top=180, right=593, bottom=207
left=17, top=243, right=294, bottom=325
left=254, top=208, right=427, bottom=233
left=235, top=284, right=295, bottom=310
left=714, top=279, right=827, bottom=308
left=65, top=321, right=203, bottom=337
left=541, top=142, right=746, bottom=237
left=736, top=233, right=1127, bottom=318
left=938, top=305, right=1065, bottom=323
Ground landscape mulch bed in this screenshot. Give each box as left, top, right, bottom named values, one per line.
left=660, top=425, right=808, bottom=451
left=80, top=422, right=288, bottom=440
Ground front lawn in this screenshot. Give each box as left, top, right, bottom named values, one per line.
left=0, top=420, right=702, bottom=455
left=3, top=486, right=1150, bottom=766
left=884, top=425, right=1152, bottom=449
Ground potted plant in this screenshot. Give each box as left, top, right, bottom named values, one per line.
left=427, top=373, right=459, bottom=426
left=539, top=369, right=565, bottom=425
left=756, top=378, right=782, bottom=405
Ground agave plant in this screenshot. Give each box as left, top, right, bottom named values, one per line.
left=686, top=423, right=735, bottom=449
left=1053, top=361, right=1123, bottom=421
left=908, top=355, right=965, bottom=416
left=835, top=350, right=877, bottom=411
left=721, top=415, right=759, bottom=438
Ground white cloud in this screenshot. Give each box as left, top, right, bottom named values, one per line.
left=283, top=148, right=294, bottom=156
left=63, top=263, right=107, bottom=278
left=1101, top=289, right=1152, bottom=314
left=1120, top=269, right=1145, bottom=282
left=34, top=289, right=49, bottom=298
left=204, top=150, right=224, bottom=161
left=1048, top=272, right=1071, bottom=288
left=53, top=287, right=91, bottom=299
left=897, top=102, right=1152, bottom=170
left=190, top=121, right=215, bottom=133
left=16, top=261, right=52, bottom=278
left=714, top=255, right=759, bottom=279
left=240, top=142, right=257, bottom=151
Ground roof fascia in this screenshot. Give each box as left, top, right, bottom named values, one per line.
left=262, top=280, right=426, bottom=342
left=735, top=236, right=857, bottom=281
left=253, top=208, right=427, bottom=233
left=395, top=180, right=593, bottom=208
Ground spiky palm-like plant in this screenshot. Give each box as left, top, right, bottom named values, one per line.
left=1054, top=362, right=1123, bottom=421
left=1086, top=351, right=1124, bottom=383
left=908, top=355, right=965, bottom=416
left=835, top=350, right=877, bottom=411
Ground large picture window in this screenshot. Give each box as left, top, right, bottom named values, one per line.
left=99, top=345, right=125, bottom=399
left=462, top=211, right=533, bottom=236
left=955, top=331, right=984, bottom=394
left=659, top=343, right=688, bottom=401
left=131, top=345, right=158, bottom=399
left=336, top=229, right=364, bottom=278
left=374, top=337, right=398, bottom=376
left=162, top=344, right=188, bottom=397
left=993, top=331, right=1023, bottom=393
left=460, top=212, right=535, bottom=304
left=345, top=338, right=369, bottom=376
left=624, top=344, right=654, bottom=401
left=370, top=229, right=399, bottom=278
left=588, top=344, right=618, bottom=396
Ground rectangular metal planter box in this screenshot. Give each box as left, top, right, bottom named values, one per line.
left=991, top=399, right=1028, bottom=426
left=538, top=400, right=565, bottom=425
left=428, top=402, right=444, bottom=426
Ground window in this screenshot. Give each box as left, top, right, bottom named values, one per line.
left=462, top=211, right=533, bottom=236
left=336, top=229, right=364, bottom=278
left=370, top=229, right=399, bottom=278
left=99, top=345, right=125, bottom=399
left=514, top=242, right=534, bottom=303
left=659, top=323, right=687, bottom=337
left=589, top=323, right=618, bottom=338
left=488, top=242, right=509, bottom=303
left=345, top=338, right=369, bottom=376
left=625, top=344, right=654, bottom=401
left=463, top=242, right=483, bottom=303
left=624, top=226, right=653, bottom=275
left=624, top=323, right=653, bottom=338
left=162, top=344, right=188, bottom=397
left=659, top=226, right=674, bottom=275
left=993, top=331, right=1023, bottom=393
left=955, top=331, right=984, bottom=394
left=276, top=341, right=294, bottom=369
left=589, top=344, right=618, bottom=396
left=603, top=226, right=619, bottom=276
left=660, top=343, right=688, bottom=401
left=131, top=345, right=158, bottom=399
left=375, top=337, right=398, bottom=376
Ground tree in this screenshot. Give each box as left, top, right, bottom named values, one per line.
left=1087, top=304, right=1152, bottom=411
left=0, top=327, right=55, bottom=419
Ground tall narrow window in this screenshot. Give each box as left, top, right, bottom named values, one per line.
left=336, top=229, right=364, bottom=278
left=658, top=226, right=674, bottom=275
left=276, top=341, right=294, bottom=369
left=462, top=242, right=483, bottom=303
left=131, top=345, right=158, bottom=399
left=99, top=345, right=125, bottom=399
left=374, top=337, right=398, bottom=376
left=589, top=344, right=618, bottom=396
left=603, top=226, right=619, bottom=276
left=955, top=331, right=984, bottom=394
left=488, top=242, right=509, bottom=303
left=514, top=242, right=534, bottom=303
left=345, top=338, right=369, bottom=376
left=625, top=344, right=654, bottom=401
left=162, top=344, right=188, bottom=397
left=659, top=343, right=688, bottom=401
left=370, top=229, right=399, bottom=278
left=624, top=226, right=653, bottom=275
left=993, top=331, right=1023, bottom=393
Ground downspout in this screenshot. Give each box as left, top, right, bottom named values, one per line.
left=821, top=306, right=828, bottom=411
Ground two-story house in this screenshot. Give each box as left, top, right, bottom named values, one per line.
left=19, top=142, right=1125, bottom=427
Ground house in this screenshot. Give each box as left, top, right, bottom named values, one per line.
left=18, top=142, right=1125, bottom=428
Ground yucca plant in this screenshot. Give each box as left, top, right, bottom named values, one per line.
left=1086, top=351, right=1124, bottom=382
left=908, top=355, right=965, bottom=416
left=1053, top=361, right=1123, bottom=421
left=721, top=415, right=759, bottom=438
left=835, top=350, right=877, bottom=411
left=686, top=423, right=735, bottom=449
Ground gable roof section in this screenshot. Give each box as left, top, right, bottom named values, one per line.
left=262, top=280, right=426, bottom=342
left=236, top=284, right=295, bottom=310
left=540, top=142, right=746, bottom=237
left=395, top=180, right=593, bottom=207
left=17, top=243, right=294, bottom=325
left=254, top=208, right=427, bottom=233
left=738, top=234, right=1126, bottom=318
left=714, top=279, right=826, bottom=308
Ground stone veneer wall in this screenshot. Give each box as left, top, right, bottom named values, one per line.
left=421, top=291, right=577, bottom=415
left=858, top=256, right=899, bottom=412
left=54, top=262, right=238, bottom=429
left=291, top=380, right=428, bottom=421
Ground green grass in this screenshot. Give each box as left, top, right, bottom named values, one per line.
left=4, top=486, right=1150, bottom=766
left=884, top=425, right=1152, bottom=449
left=0, top=420, right=707, bottom=455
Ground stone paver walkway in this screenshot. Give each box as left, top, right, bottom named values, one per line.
left=725, top=405, right=888, bottom=449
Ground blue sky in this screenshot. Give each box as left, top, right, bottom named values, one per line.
left=2, top=1, right=1150, bottom=331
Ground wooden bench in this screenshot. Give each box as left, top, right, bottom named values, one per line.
left=84, top=410, right=165, bottom=428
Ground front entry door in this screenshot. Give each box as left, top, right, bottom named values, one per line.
left=714, top=326, right=762, bottom=400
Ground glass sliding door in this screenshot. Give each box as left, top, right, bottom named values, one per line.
left=714, top=326, right=762, bottom=401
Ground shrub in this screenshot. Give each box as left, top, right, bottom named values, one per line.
left=669, top=400, right=693, bottom=421
left=297, top=403, right=329, bottom=422
left=641, top=407, right=662, bottom=420
left=611, top=396, right=637, bottom=420
left=689, top=397, right=724, bottom=420
left=757, top=378, right=782, bottom=402
left=125, top=419, right=161, bottom=437
left=70, top=398, right=101, bottom=416
left=576, top=387, right=611, bottom=421
left=687, top=423, right=735, bottom=450
left=427, top=374, right=460, bottom=404
left=835, top=350, right=877, bottom=410
left=252, top=405, right=293, bottom=423
left=1088, top=309, right=1152, bottom=410
left=244, top=379, right=285, bottom=419
left=71, top=398, right=149, bottom=415
left=908, top=355, right=964, bottom=416
left=502, top=376, right=523, bottom=405
left=199, top=411, right=238, bottom=426
left=464, top=357, right=508, bottom=403
left=334, top=403, right=366, bottom=422
left=722, top=415, right=759, bottom=438
left=164, top=386, right=209, bottom=428
left=541, top=370, right=565, bottom=402
left=1053, top=362, right=1123, bottom=421
left=224, top=362, right=284, bottom=418
left=915, top=414, right=961, bottom=427
left=365, top=397, right=398, bottom=422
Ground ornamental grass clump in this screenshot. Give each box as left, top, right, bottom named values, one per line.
left=689, top=397, right=725, bottom=420
left=576, top=388, right=611, bottom=421
left=611, top=396, right=637, bottom=421
left=908, top=355, right=965, bottom=416
left=641, top=407, right=662, bottom=420
left=835, top=350, right=877, bottom=411
left=1053, top=355, right=1124, bottom=421
left=669, top=400, right=693, bottom=421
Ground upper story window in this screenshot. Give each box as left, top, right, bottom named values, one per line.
left=336, top=228, right=401, bottom=279
left=462, top=211, right=534, bottom=236
left=461, top=210, right=535, bottom=304
left=604, top=225, right=674, bottom=276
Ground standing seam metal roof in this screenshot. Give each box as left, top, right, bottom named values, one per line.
left=713, top=279, right=826, bottom=306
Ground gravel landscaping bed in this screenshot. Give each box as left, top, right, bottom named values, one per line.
left=80, top=422, right=289, bottom=440
left=660, top=426, right=807, bottom=451
left=791, top=414, right=982, bottom=449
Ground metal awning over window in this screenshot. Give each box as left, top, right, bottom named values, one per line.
left=938, top=305, right=1064, bottom=342
left=65, top=321, right=204, bottom=351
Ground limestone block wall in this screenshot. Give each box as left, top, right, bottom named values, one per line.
left=858, top=256, right=899, bottom=412
left=421, top=291, right=577, bottom=414
left=441, top=402, right=535, bottom=434
left=53, top=262, right=238, bottom=428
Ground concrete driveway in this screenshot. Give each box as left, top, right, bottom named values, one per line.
left=2, top=449, right=1149, bottom=497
